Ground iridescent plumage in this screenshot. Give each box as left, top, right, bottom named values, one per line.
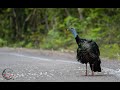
left=68, top=28, right=101, bottom=75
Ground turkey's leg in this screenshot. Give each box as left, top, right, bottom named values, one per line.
left=85, top=63, right=87, bottom=76
left=92, top=64, right=94, bottom=76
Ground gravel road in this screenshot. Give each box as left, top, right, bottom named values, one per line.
left=0, top=47, right=120, bottom=82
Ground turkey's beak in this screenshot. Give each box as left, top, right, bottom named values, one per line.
left=66, top=28, right=68, bottom=31
left=66, top=28, right=70, bottom=31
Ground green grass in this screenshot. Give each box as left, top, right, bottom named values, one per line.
left=100, top=44, right=120, bottom=60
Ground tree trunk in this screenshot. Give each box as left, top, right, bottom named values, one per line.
left=44, top=14, right=49, bottom=32
left=12, top=8, right=18, bottom=41
left=77, top=8, right=83, bottom=20
left=64, top=8, right=70, bottom=16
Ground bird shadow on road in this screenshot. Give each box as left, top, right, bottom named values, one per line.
left=81, top=74, right=113, bottom=77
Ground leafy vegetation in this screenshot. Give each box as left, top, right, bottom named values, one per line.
left=0, top=8, right=120, bottom=59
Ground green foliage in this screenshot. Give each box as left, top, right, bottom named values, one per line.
left=100, top=44, right=120, bottom=60
left=25, top=43, right=33, bottom=48
left=41, top=29, right=64, bottom=50
left=0, top=8, right=120, bottom=59
left=84, top=27, right=102, bottom=41
left=0, top=38, right=7, bottom=47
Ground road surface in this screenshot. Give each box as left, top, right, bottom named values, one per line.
left=0, top=47, right=120, bottom=82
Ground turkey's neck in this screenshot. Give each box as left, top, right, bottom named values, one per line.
left=75, top=35, right=81, bottom=45
left=69, top=29, right=81, bottom=46
left=70, top=29, right=78, bottom=38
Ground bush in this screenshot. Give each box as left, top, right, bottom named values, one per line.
left=25, top=43, right=33, bottom=48
left=0, top=38, right=7, bottom=47
left=100, top=44, right=120, bottom=60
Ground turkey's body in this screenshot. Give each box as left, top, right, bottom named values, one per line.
left=68, top=28, right=101, bottom=75
left=75, top=35, right=101, bottom=73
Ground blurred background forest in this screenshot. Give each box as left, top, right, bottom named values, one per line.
left=0, top=8, right=120, bottom=60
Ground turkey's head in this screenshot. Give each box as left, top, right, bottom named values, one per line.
left=67, top=27, right=76, bottom=31
left=67, top=27, right=78, bottom=38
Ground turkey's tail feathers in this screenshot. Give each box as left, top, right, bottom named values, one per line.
left=90, top=58, right=101, bottom=72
